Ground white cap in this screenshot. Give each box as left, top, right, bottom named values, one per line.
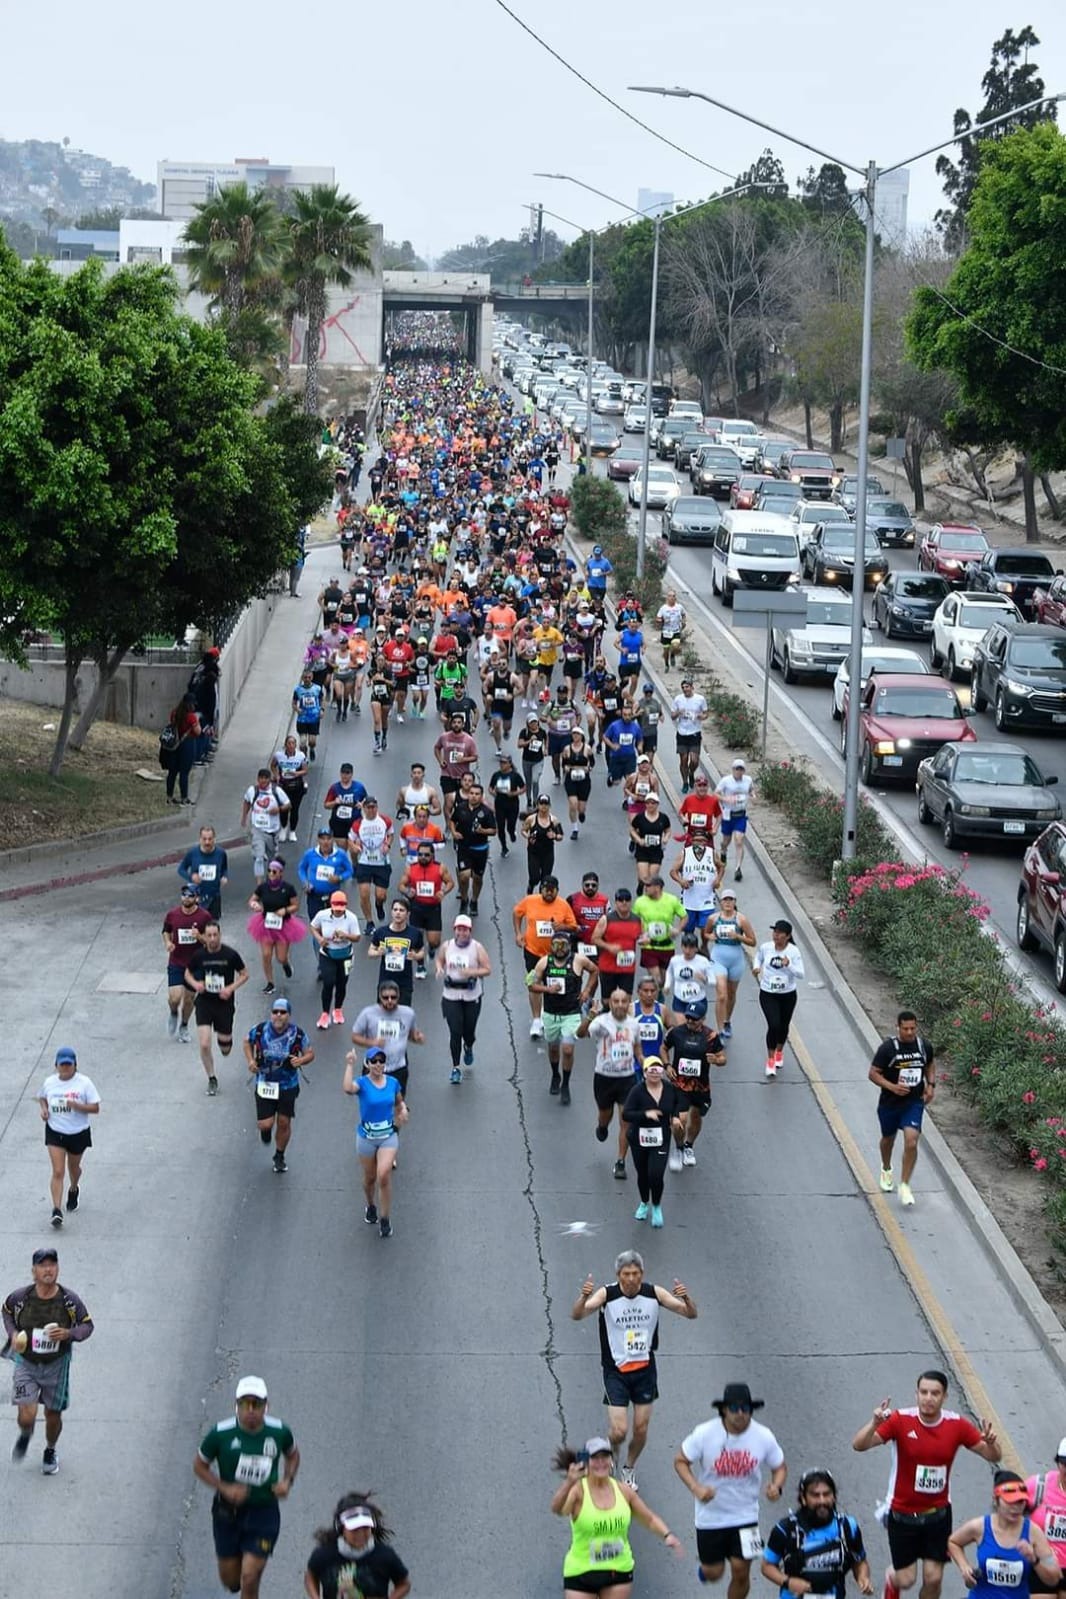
left=1058, top=1437, right=1066, bottom=1459
left=732, top=758, right=746, bottom=769
left=340, top=1509, right=376, bottom=1531
left=454, top=914, right=473, bottom=929
left=235, top=1375, right=268, bottom=1401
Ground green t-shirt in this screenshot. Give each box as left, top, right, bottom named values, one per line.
left=198, top=1415, right=295, bottom=1505
left=633, top=892, right=685, bottom=947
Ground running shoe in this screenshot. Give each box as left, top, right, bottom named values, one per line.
left=207, top=1076, right=219, bottom=1096
left=469, top=900, right=479, bottom=917
left=620, top=1465, right=638, bottom=1489
left=450, top=1067, right=463, bottom=1085
left=397, top=713, right=405, bottom=724
left=282, top=962, right=294, bottom=979
left=682, top=1144, right=696, bottom=1168
left=650, top=1205, right=664, bottom=1229
left=571, top=827, right=579, bottom=840
left=879, top=1169, right=895, bottom=1193
left=41, top=1447, right=59, bottom=1476
left=634, top=1202, right=649, bottom=1222
left=463, top=1046, right=474, bottom=1066
left=11, top=1430, right=32, bottom=1463
left=720, top=1021, right=732, bottom=1040
left=530, top=1018, right=545, bottom=1039
left=416, top=967, right=426, bottom=979
left=613, top=1159, right=627, bottom=1180
left=272, top=1151, right=287, bottom=1175
left=65, top=1187, right=79, bottom=1213
left=317, top=1012, right=331, bottom=1030
left=559, top=1080, right=571, bottom=1106
left=549, top=1070, right=560, bottom=1095
left=167, top=1010, right=179, bottom=1037
left=331, top=1009, right=345, bottom=1025
left=177, top=1025, right=190, bottom=1044
left=899, top=1183, right=915, bottom=1208
left=774, top=1047, right=785, bottom=1068
left=262, top=981, right=275, bottom=995
left=50, top=1208, right=63, bottom=1230
left=668, top=1146, right=683, bottom=1173
left=364, top=1203, right=378, bottom=1225
left=734, top=867, right=743, bottom=882
left=595, top=1124, right=609, bottom=1143
left=765, top=1059, right=777, bottom=1078
left=379, top=1217, right=393, bottom=1239
left=260, top=1129, right=272, bottom=1146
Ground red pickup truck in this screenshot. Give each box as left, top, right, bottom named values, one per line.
left=841, top=671, right=976, bottom=786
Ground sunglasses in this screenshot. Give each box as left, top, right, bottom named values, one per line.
left=726, top=1403, right=753, bottom=1414
left=270, top=1008, right=289, bottom=1015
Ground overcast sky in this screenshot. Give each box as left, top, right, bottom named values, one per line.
left=4, top=0, right=1064, bottom=258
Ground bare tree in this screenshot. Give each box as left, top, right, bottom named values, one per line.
left=663, top=203, right=764, bottom=414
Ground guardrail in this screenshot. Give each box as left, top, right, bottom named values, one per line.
left=491, top=283, right=589, bottom=299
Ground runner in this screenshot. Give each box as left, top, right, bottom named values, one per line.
left=569, top=872, right=610, bottom=971
left=246, top=860, right=308, bottom=994
left=869, top=1010, right=936, bottom=1209
left=398, top=801, right=446, bottom=864
left=163, top=884, right=212, bottom=1040
left=193, top=1376, right=299, bottom=1599
left=706, top=890, right=757, bottom=1040
left=244, top=997, right=314, bottom=1173
left=37, top=1046, right=100, bottom=1228
left=663, top=1000, right=727, bottom=1168
left=753, top=920, right=806, bottom=1078
left=571, top=1251, right=698, bottom=1489
left=350, top=983, right=424, bottom=1099
left=670, top=828, right=722, bottom=939
left=674, top=1381, right=787, bottom=1593
left=484, top=657, right=522, bottom=748
left=4, top=1245, right=94, bottom=1475
left=185, top=922, right=249, bottom=1094
left=343, top=1047, right=408, bottom=1238
left=395, top=761, right=443, bottom=820
left=717, top=760, right=754, bottom=881
left=551, top=1437, right=682, bottom=1598
left=1026, top=1444, right=1066, bottom=1595
left=347, top=797, right=395, bottom=931
left=762, top=1470, right=873, bottom=1599
left=632, top=876, right=686, bottom=990
left=399, top=840, right=454, bottom=959
left=298, top=827, right=355, bottom=922
left=528, top=931, right=599, bottom=1104
left=671, top=677, right=708, bottom=793
left=305, top=1494, right=412, bottom=1598
left=852, top=1370, right=1001, bottom=1599
left=518, top=710, right=548, bottom=798
left=323, top=763, right=367, bottom=844
left=433, top=711, right=479, bottom=822
left=656, top=589, right=687, bottom=670
left=367, top=900, right=426, bottom=999
left=488, top=752, right=527, bottom=855
left=292, top=668, right=325, bottom=762
left=448, top=779, right=496, bottom=916
left=577, top=988, right=645, bottom=1179
left=602, top=700, right=643, bottom=789
left=177, top=825, right=230, bottom=919
left=436, top=913, right=493, bottom=1084
left=633, top=975, right=667, bottom=1061
left=622, top=1055, right=685, bottom=1226
left=592, top=888, right=644, bottom=1000
left=948, top=1473, right=1060, bottom=1599
left=368, top=653, right=394, bottom=752
left=629, top=789, right=669, bottom=886
left=663, top=933, right=718, bottom=1028
left=523, top=793, right=565, bottom=893
left=679, top=773, right=722, bottom=848
left=309, top=891, right=363, bottom=1029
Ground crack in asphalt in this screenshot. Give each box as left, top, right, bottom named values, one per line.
left=485, top=853, right=569, bottom=1445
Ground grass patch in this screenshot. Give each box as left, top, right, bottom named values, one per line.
left=0, top=701, right=171, bottom=851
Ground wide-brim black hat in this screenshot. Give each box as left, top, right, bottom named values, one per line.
left=713, top=1381, right=765, bottom=1411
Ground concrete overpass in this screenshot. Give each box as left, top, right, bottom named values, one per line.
left=381, top=274, right=592, bottom=369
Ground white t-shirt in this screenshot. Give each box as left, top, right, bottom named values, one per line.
left=716, top=774, right=752, bottom=819
left=673, top=693, right=708, bottom=737
left=681, top=1416, right=784, bottom=1530
left=39, top=1071, right=100, bottom=1135
left=311, top=909, right=363, bottom=955
left=665, top=953, right=716, bottom=1006
left=588, top=1013, right=641, bottom=1078
left=244, top=786, right=283, bottom=832
left=754, top=942, right=804, bottom=994
left=657, top=603, right=686, bottom=638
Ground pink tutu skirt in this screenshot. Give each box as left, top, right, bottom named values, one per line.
left=246, top=912, right=310, bottom=946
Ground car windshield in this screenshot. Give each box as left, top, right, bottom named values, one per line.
left=790, top=453, right=835, bottom=469
left=732, top=534, right=799, bottom=558
left=645, top=468, right=675, bottom=482
left=896, top=577, right=948, bottom=599
left=997, top=553, right=1056, bottom=576
left=702, top=449, right=740, bottom=465
left=959, top=604, right=1010, bottom=628
left=682, top=433, right=707, bottom=447
left=1010, top=639, right=1066, bottom=670
left=875, top=687, right=963, bottom=717
left=939, top=531, right=986, bottom=550
left=859, top=654, right=928, bottom=678
left=953, top=751, right=1043, bottom=786
left=617, top=447, right=643, bottom=460
left=870, top=501, right=910, bottom=518
left=759, top=499, right=796, bottom=512
left=806, top=601, right=852, bottom=626
left=723, top=422, right=757, bottom=436
left=822, top=529, right=881, bottom=555
left=806, top=506, right=850, bottom=522
left=674, top=498, right=715, bottom=516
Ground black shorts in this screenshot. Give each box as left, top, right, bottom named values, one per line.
left=634, top=849, right=664, bottom=865
left=593, top=1074, right=635, bottom=1111
left=255, top=1086, right=299, bottom=1120
left=599, top=969, right=635, bottom=997
left=211, top=1497, right=281, bottom=1561
left=564, top=1572, right=636, bottom=1595
left=1029, top=1566, right=1066, bottom=1595
left=564, top=780, right=592, bottom=801
left=45, top=1125, right=92, bottom=1155
left=440, top=775, right=461, bottom=795
left=676, top=733, right=702, bottom=752
left=194, top=996, right=236, bottom=1034
left=354, top=865, right=391, bottom=889
left=563, top=659, right=584, bottom=680
left=408, top=902, right=443, bottom=932
left=602, top=1362, right=658, bottom=1408
left=675, top=1090, right=712, bottom=1117
left=886, top=1507, right=951, bottom=1570
left=456, top=846, right=490, bottom=875
left=524, top=948, right=544, bottom=973
left=696, top=1526, right=759, bottom=1566
left=294, top=719, right=321, bottom=737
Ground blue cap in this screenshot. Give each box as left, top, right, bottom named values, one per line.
left=54, top=1046, right=77, bottom=1066
left=592, top=544, right=602, bottom=554
left=270, top=997, right=292, bottom=1013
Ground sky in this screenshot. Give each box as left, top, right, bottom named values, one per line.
left=3, top=0, right=1064, bottom=259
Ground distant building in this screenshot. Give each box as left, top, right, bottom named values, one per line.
left=55, top=228, right=119, bottom=262
left=872, top=168, right=909, bottom=244
left=637, top=188, right=673, bottom=218
left=119, top=218, right=188, bottom=264
left=157, top=157, right=336, bottom=222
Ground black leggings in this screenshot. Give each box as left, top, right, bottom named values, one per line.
left=629, top=1139, right=669, bottom=1205
left=759, top=990, right=797, bottom=1052
left=495, top=795, right=520, bottom=843
left=442, top=997, right=481, bottom=1066
left=282, top=781, right=305, bottom=831
left=318, top=953, right=350, bottom=1011
left=526, top=841, right=555, bottom=893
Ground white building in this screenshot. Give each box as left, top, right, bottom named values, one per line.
left=637, top=188, right=673, bottom=218
left=118, top=218, right=187, bottom=264
left=872, top=168, right=909, bottom=244
left=157, top=157, right=335, bottom=222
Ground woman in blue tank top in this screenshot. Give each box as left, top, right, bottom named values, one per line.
left=949, top=1473, right=1060, bottom=1599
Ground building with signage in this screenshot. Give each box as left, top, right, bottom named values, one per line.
left=157, top=157, right=335, bottom=222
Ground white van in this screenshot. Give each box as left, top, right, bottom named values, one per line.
left=710, top=509, right=802, bottom=606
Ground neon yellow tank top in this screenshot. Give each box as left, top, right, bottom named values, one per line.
left=563, top=1477, right=635, bottom=1578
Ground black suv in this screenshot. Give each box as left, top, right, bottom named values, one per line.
left=971, top=621, right=1066, bottom=730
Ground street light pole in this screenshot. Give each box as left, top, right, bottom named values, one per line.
left=637, top=215, right=661, bottom=581
left=585, top=230, right=595, bottom=476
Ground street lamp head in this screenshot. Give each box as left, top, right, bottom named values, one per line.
left=629, top=85, right=692, bottom=98
left=533, top=172, right=572, bottom=180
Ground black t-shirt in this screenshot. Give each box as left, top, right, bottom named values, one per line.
left=257, top=881, right=297, bottom=914
left=187, top=945, right=246, bottom=993
left=664, top=1023, right=722, bottom=1093
left=489, top=770, right=525, bottom=803
left=306, top=1539, right=409, bottom=1598
left=630, top=812, right=668, bottom=854
left=452, top=801, right=497, bottom=848
left=872, top=1034, right=932, bottom=1106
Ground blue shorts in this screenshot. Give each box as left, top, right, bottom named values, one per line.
left=167, top=963, right=192, bottom=989
left=354, top=865, right=392, bottom=888
left=721, top=815, right=748, bottom=836
left=211, top=1498, right=281, bottom=1561
left=710, top=943, right=747, bottom=983
left=878, top=1097, right=925, bottom=1138
left=684, top=908, right=714, bottom=933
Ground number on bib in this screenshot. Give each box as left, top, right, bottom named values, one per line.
left=678, top=1057, right=701, bottom=1077
left=638, top=1126, right=663, bottom=1147
left=31, top=1328, right=60, bottom=1355
left=257, top=1079, right=281, bottom=1101
left=898, top=1066, right=923, bottom=1088
left=234, top=1453, right=272, bottom=1487
left=914, top=1465, right=946, bottom=1494
left=739, top=1527, right=763, bottom=1560
left=616, top=950, right=635, bottom=969
left=263, top=912, right=284, bottom=931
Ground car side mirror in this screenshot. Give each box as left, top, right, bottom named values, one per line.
left=1047, top=775, right=1060, bottom=786
left=963, top=706, right=976, bottom=716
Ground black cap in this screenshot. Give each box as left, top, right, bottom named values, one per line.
left=615, top=887, right=633, bottom=900
left=771, top=919, right=793, bottom=936
left=32, top=1248, right=58, bottom=1265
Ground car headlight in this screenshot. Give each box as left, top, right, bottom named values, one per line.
left=790, top=639, right=813, bottom=657
left=726, top=567, right=743, bottom=583
left=823, top=570, right=838, bottom=583
left=1002, top=677, right=1032, bottom=696
left=895, top=738, right=912, bottom=749
left=1037, top=808, right=1060, bottom=820
left=958, top=804, right=991, bottom=816
left=873, top=740, right=897, bottom=755
left=890, top=605, right=907, bottom=617
left=996, top=580, right=1014, bottom=592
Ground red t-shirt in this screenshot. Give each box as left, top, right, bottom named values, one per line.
left=678, top=793, right=722, bottom=840
left=163, top=906, right=212, bottom=967
left=568, top=892, right=609, bottom=949
left=876, top=1408, right=981, bottom=1514
left=597, top=914, right=642, bottom=977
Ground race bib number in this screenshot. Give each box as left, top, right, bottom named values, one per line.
left=336, top=804, right=352, bottom=819
left=619, top=732, right=634, bottom=746
left=610, top=1042, right=632, bottom=1064
left=547, top=977, right=565, bottom=994
left=494, top=687, right=510, bottom=701
left=377, top=1020, right=401, bottom=1040
left=48, top=1097, right=70, bottom=1118
left=263, top=912, right=284, bottom=931
left=763, top=972, right=789, bottom=993
left=591, top=1539, right=625, bottom=1565
left=315, top=865, right=334, bottom=881
left=234, top=1453, right=272, bottom=1487
left=624, top=1327, right=649, bottom=1358
left=415, top=880, right=435, bottom=898
left=535, top=920, right=554, bottom=938
left=579, top=942, right=598, bottom=960
left=256, top=1079, right=280, bottom=1101
left=678, top=1057, right=701, bottom=1078
left=739, top=1527, right=764, bottom=1561
left=568, top=767, right=586, bottom=782
left=898, top=1067, right=923, bottom=1088
left=198, top=865, right=217, bottom=882
left=204, top=972, right=225, bottom=994
left=384, top=951, right=406, bottom=972
left=31, top=1328, right=60, bottom=1355
left=914, top=1465, right=946, bottom=1494
left=985, top=1562, right=1024, bottom=1588
left=363, top=1118, right=394, bottom=1141
left=677, top=982, right=703, bottom=1003
left=251, top=809, right=274, bottom=830
left=648, top=922, right=667, bottom=941
left=638, top=1126, right=663, bottom=1147
left=638, top=1020, right=660, bottom=1042
left=177, top=927, right=198, bottom=945
left=616, top=950, right=635, bottom=969
left=1045, top=1513, right=1066, bottom=1542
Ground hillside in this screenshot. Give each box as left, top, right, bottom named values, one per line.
left=0, top=137, right=154, bottom=229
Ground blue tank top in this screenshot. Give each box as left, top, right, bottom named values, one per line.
left=356, top=1074, right=401, bottom=1141
left=972, top=1516, right=1032, bottom=1599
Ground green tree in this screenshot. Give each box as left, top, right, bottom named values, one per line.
left=285, top=184, right=374, bottom=416
left=735, top=149, right=789, bottom=201
left=183, top=181, right=283, bottom=319
left=798, top=163, right=852, bottom=217
left=935, top=26, right=1054, bottom=252
left=909, top=122, right=1066, bottom=534
left=381, top=238, right=428, bottom=270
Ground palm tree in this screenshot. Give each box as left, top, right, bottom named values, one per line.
left=183, top=183, right=283, bottom=319
left=284, top=185, right=373, bottom=415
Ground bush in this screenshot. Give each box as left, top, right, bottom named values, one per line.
left=570, top=475, right=628, bottom=541
left=704, top=673, right=762, bottom=755
left=758, top=757, right=892, bottom=878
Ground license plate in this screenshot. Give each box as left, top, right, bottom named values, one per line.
left=1003, top=820, right=1025, bottom=834
left=919, top=621, right=932, bottom=631
left=1054, top=715, right=1066, bottom=725
left=882, top=755, right=904, bottom=766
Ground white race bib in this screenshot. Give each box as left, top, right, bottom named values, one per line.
left=198, top=865, right=217, bottom=883
left=315, top=865, right=334, bottom=881
left=638, top=1019, right=660, bottom=1042
left=263, top=912, right=284, bottom=931
left=547, top=976, right=565, bottom=994
left=234, top=1453, right=272, bottom=1487
left=48, top=1097, right=70, bottom=1118
left=985, top=1562, right=1024, bottom=1588
left=648, top=921, right=667, bottom=941
left=616, top=950, right=635, bottom=969
left=1045, top=1513, right=1066, bottom=1542
left=914, top=1465, right=946, bottom=1494
left=623, top=1327, right=649, bottom=1357
left=739, top=1527, right=764, bottom=1561
left=31, top=1328, right=60, bottom=1355
left=256, top=1079, right=280, bottom=1101
left=416, top=880, right=435, bottom=898
left=578, top=942, right=598, bottom=960
left=377, top=1020, right=401, bottom=1040
left=568, top=766, right=587, bottom=781
left=619, top=732, right=634, bottom=746
left=384, top=951, right=405, bottom=972
left=204, top=972, right=225, bottom=994
left=591, top=1539, right=625, bottom=1565
left=177, top=927, right=198, bottom=945
left=251, top=810, right=274, bottom=831
left=336, top=804, right=353, bottom=819
left=609, top=1042, right=632, bottom=1064
left=535, top=920, right=555, bottom=938
left=638, top=1126, right=663, bottom=1147
left=898, top=1067, right=923, bottom=1088
left=678, top=1057, right=701, bottom=1078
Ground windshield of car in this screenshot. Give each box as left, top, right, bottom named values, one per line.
left=805, top=601, right=852, bottom=626
left=673, top=498, right=716, bottom=517
left=701, top=449, right=740, bottom=465
left=732, top=534, right=799, bottom=558
left=644, top=467, right=676, bottom=482
left=939, top=531, right=986, bottom=550
left=759, top=498, right=797, bottom=513
left=790, top=453, right=835, bottom=469
left=617, top=446, right=644, bottom=460
left=896, top=577, right=948, bottom=599
left=953, top=751, right=1044, bottom=786
left=996, top=553, right=1056, bottom=576
left=722, top=422, right=757, bottom=437
left=681, top=433, right=707, bottom=447
left=805, top=505, right=850, bottom=522
left=875, top=687, right=963, bottom=717
left=1009, top=638, right=1066, bottom=670
left=859, top=654, right=928, bottom=679
left=822, top=529, right=881, bottom=555
left=959, top=604, right=1011, bottom=628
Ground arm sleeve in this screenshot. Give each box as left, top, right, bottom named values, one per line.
left=64, top=1290, right=94, bottom=1342
left=197, top=1426, right=219, bottom=1465
left=788, top=946, right=805, bottom=980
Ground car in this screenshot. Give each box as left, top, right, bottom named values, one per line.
left=918, top=740, right=1060, bottom=850
left=803, top=523, right=889, bottom=588
left=843, top=673, right=976, bottom=785
left=730, top=474, right=775, bottom=510
left=964, top=548, right=1060, bottom=616
left=674, top=431, right=711, bottom=471
left=655, top=417, right=689, bottom=460
left=831, top=647, right=930, bottom=720
left=595, top=388, right=625, bottom=415
left=622, top=380, right=646, bottom=405
left=1033, top=576, right=1066, bottom=629
left=871, top=572, right=950, bottom=640
left=589, top=423, right=621, bottom=458
left=971, top=621, right=1066, bottom=730
left=833, top=475, right=885, bottom=516
left=551, top=392, right=574, bottom=422
left=1017, top=822, right=1066, bottom=987
left=756, top=493, right=806, bottom=518
left=662, top=495, right=723, bottom=546
left=918, top=522, right=990, bottom=583
left=779, top=449, right=841, bottom=499
left=929, top=591, right=1021, bottom=680
left=607, top=442, right=645, bottom=480
left=649, top=382, right=674, bottom=417
left=668, top=400, right=704, bottom=426
left=757, top=439, right=794, bottom=475
left=692, top=444, right=742, bottom=497
left=866, top=498, right=917, bottom=547
left=788, top=500, right=852, bottom=556
left=719, top=419, right=763, bottom=467
left=628, top=465, right=681, bottom=509
left=623, top=405, right=648, bottom=434
left=754, top=479, right=804, bottom=510
left=769, top=587, right=870, bottom=684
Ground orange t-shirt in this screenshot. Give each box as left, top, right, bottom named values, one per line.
left=515, top=894, right=577, bottom=956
